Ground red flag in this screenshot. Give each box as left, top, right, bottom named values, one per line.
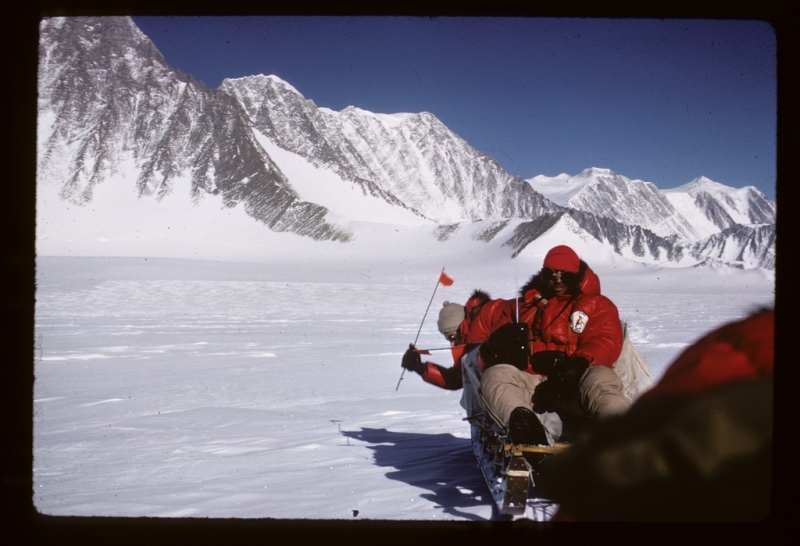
left=413, top=349, right=432, bottom=355
left=438, top=271, right=454, bottom=286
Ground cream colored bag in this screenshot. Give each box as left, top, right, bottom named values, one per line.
left=613, top=322, right=653, bottom=402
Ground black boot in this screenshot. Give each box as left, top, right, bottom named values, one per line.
left=508, top=407, right=549, bottom=446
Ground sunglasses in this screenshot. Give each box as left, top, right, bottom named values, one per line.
left=445, top=332, right=459, bottom=343
left=541, top=267, right=579, bottom=284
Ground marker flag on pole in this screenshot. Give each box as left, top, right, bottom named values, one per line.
left=396, top=268, right=454, bottom=391
left=438, top=271, right=454, bottom=286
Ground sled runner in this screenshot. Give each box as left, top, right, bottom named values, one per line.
left=468, top=413, right=567, bottom=519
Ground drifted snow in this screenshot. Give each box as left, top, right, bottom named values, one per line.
left=33, top=255, right=774, bottom=519
left=33, top=166, right=776, bottom=519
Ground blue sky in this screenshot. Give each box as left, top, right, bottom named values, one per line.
left=133, top=16, right=777, bottom=200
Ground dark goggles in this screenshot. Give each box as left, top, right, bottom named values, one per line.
left=541, top=267, right=579, bottom=285
left=445, top=332, right=459, bottom=343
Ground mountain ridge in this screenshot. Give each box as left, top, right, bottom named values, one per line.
left=36, top=16, right=776, bottom=271
left=37, top=16, right=352, bottom=243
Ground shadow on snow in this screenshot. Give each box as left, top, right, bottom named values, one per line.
left=340, top=427, right=495, bottom=521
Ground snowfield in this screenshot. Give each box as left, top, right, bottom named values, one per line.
left=33, top=255, right=774, bottom=520
left=31, top=16, right=777, bottom=524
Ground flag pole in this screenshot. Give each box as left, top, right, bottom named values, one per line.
left=396, top=268, right=447, bottom=391
left=515, top=263, right=519, bottom=322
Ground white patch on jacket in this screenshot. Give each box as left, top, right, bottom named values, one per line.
left=570, top=310, right=589, bottom=334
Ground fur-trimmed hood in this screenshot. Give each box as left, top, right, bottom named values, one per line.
left=465, top=289, right=491, bottom=320
left=519, top=260, right=601, bottom=298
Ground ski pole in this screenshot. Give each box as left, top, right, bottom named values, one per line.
left=396, top=268, right=452, bottom=391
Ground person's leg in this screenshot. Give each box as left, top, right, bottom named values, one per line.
left=478, top=364, right=553, bottom=445
left=580, top=366, right=631, bottom=419
left=478, top=364, right=540, bottom=425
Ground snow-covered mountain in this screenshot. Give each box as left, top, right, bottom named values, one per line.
left=683, top=223, right=776, bottom=270
left=37, top=16, right=557, bottom=240
left=528, top=168, right=702, bottom=242
left=37, top=16, right=351, bottom=242
left=662, top=176, right=776, bottom=238
left=525, top=169, right=776, bottom=269
left=37, top=16, right=776, bottom=271
left=219, top=74, right=558, bottom=223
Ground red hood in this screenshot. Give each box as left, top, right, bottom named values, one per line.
left=520, top=260, right=602, bottom=301
left=579, top=265, right=601, bottom=295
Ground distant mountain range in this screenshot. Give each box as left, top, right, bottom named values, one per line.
left=37, top=16, right=776, bottom=270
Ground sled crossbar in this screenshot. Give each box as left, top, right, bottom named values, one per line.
left=504, top=442, right=570, bottom=454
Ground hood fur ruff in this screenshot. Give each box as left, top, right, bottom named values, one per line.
left=520, top=260, right=601, bottom=298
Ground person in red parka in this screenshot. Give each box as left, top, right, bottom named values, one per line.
left=400, top=300, right=468, bottom=390
left=400, top=290, right=516, bottom=418
left=400, top=290, right=515, bottom=390
left=477, top=245, right=630, bottom=447
left=539, top=307, right=774, bottom=521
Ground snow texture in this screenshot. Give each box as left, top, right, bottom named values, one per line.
left=34, top=255, right=774, bottom=520
left=32, top=16, right=777, bottom=521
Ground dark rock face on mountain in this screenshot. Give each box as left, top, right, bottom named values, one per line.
left=38, top=17, right=351, bottom=242
left=685, top=223, right=776, bottom=271
left=499, top=209, right=687, bottom=263
left=565, top=209, right=686, bottom=262
left=220, top=75, right=560, bottom=224
left=689, top=186, right=776, bottom=231
left=472, top=220, right=511, bottom=243
left=693, top=191, right=738, bottom=230
left=502, top=214, right=563, bottom=258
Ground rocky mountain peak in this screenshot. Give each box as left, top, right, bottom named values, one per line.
left=38, top=16, right=352, bottom=242
left=680, top=176, right=730, bottom=193
left=37, top=16, right=776, bottom=270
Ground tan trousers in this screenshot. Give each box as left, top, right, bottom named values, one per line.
left=478, top=364, right=630, bottom=440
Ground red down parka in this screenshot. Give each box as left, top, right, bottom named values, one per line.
left=637, top=307, right=774, bottom=402
left=419, top=344, right=465, bottom=390
left=465, top=298, right=516, bottom=345
left=525, top=264, right=623, bottom=371
left=419, top=297, right=516, bottom=390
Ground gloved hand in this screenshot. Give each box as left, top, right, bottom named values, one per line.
left=542, top=356, right=590, bottom=400
left=479, top=323, right=529, bottom=370
left=401, top=344, right=427, bottom=375
left=530, top=350, right=567, bottom=375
